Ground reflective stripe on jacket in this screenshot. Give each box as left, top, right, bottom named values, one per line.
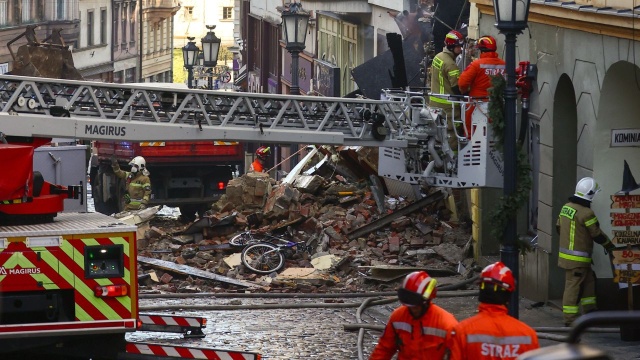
left=458, top=52, right=505, bottom=98
left=446, top=303, right=539, bottom=360
left=556, top=201, right=609, bottom=269
left=430, top=48, right=460, bottom=106
left=370, top=304, right=458, bottom=360
left=113, top=165, right=151, bottom=209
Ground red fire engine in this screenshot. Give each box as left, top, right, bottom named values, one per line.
left=0, top=136, right=260, bottom=359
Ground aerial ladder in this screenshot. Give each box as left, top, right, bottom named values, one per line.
left=0, top=74, right=504, bottom=194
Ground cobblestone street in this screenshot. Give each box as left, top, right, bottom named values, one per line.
left=130, top=294, right=640, bottom=360
left=130, top=297, right=389, bottom=359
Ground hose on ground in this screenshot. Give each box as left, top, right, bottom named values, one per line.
left=138, top=275, right=480, bottom=300
left=356, top=297, right=379, bottom=360
left=138, top=290, right=478, bottom=311
left=140, top=291, right=399, bottom=299
left=139, top=274, right=480, bottom=358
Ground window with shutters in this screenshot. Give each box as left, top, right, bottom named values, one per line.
left=184, top=6, right=193, bottom=21
left=21, top=0, right=30, bottom=23
left=113, top=3, right=119, bottom=46
left=100, top=8, right=106, bottom=44
left=222, top=6, right=232, bottom=20
left=35, top=0, right=43, bottom=21
left=56, top=0, right=65, bottom=20
left=0, top=1, right=7, bottom=26
left=129, top=2, right=135, bottom=47
left=318, top=15, right=359, bottom=96
left=121, top=2, right=127, bottom=44
left=87, top=10, right=94, bottom=46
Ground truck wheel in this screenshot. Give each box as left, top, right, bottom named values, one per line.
left=179, top=205, right=198, bottom=223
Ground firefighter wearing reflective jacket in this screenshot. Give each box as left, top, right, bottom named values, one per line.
left=369, top=271, right=458, bottom=360
left=250, top=146, right=270, bottom=173
left=458, top=35, right=505, bottom=138
left=430, top=30, right=465, bottom=151
left=445, top=262, right=539, bottom=360
left=556, top=177, right=615, bottom=326
left=112, top=156, right=151, bottom=211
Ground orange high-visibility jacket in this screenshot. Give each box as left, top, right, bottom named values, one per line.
left=458, top=52, right=505, bottom=138
left=369, top=304, right=458, bottom=360
left=250, top=159, right=264, bottom=173
left=458, top=52, right=506, bottom=98
left=446, top=303, right=539, bottom=360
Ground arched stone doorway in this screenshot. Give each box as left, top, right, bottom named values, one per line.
left=549, top=73, right=578, bottom=300
left=593, top=61, right=640, bottom=308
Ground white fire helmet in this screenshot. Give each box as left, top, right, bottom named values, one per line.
left=574, top=177, right=600, bottom=201
left=128, top=156, right=146, bottom=173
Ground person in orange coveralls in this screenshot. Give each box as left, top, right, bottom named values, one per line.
left=457, top=35, right=505, bottom=138
left=445, top=261, right=539, bottom=359
left=369, top=271, right=458, bottom=360
left=249, top=145, right=270, bottom=173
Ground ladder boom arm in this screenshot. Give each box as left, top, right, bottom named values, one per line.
left=0, top=74, right=413, bottom=147
left=0, top=113, right=408, bottom=147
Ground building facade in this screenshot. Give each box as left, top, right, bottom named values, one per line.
left=139, top=0, right=179, bottom=82
left=111, top=0, right=139, bottom=83
left=0, top=0, right=80, bottom=74
left=236, top=0, right=406, bottom=96
left=174, top=0, right=235, bottom=49
left=468, top=0, right=640, bottom=306
left=76, top=0, right=112, bottom=81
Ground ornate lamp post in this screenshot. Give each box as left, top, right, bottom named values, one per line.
left=493, top=0, right=531, bottom=318
left=182, top=37, right=200, bottom=89
left=280, top=1, right=309, bottom=95
left=201, top=25, right=221, bottom=90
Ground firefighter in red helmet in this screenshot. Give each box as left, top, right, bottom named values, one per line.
left=445, top=262, right=539, bottom=359
left=250, top=146, right=271, bottom=173
left=458, top=35, right=506, bottom=138
left=369, top=271, right=458, bottom=360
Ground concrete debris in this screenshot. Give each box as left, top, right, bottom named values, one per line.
left=135, top=146, right=475, bottom=295
left=311, top=254, right=341, bottom=270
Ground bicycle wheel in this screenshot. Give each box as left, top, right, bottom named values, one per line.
left=229, top=232, right=257, bottom=247
left=241, top=242, right=285, bottom=274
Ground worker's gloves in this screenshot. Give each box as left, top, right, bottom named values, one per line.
left=124, top=194, right=131, bottom=204
left=603, top=242, right=616, bottom=255
left=139, top=203, right=146, bottom=210
left=111, top=156, right=118, bottom=167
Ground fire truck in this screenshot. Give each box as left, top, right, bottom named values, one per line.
left=90, top=83, right=245, bottom=221
left=0, top=66, right=507, bottom=358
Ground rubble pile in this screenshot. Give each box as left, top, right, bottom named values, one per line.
left=136, top=146, right=475, bottom=294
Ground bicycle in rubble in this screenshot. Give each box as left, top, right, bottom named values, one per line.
left=228, top=229, right=291, bottom=248
left=240, top=238, right=317, bottom=275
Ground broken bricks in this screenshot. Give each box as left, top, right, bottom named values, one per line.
left=136, top=148, right=474, bottom=295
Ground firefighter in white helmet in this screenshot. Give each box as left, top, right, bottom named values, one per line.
left=556, top=177, right=615, bottom=327
left=111, top=156, right=152, bottom=211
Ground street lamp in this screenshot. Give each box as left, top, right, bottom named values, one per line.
left=280, top=1, right=309, bottom=95
left=182, top=36, right=200, bottom=89
left=493, top=0, right=531, bottom=318
left=201, top=25, right=222, bottom=90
